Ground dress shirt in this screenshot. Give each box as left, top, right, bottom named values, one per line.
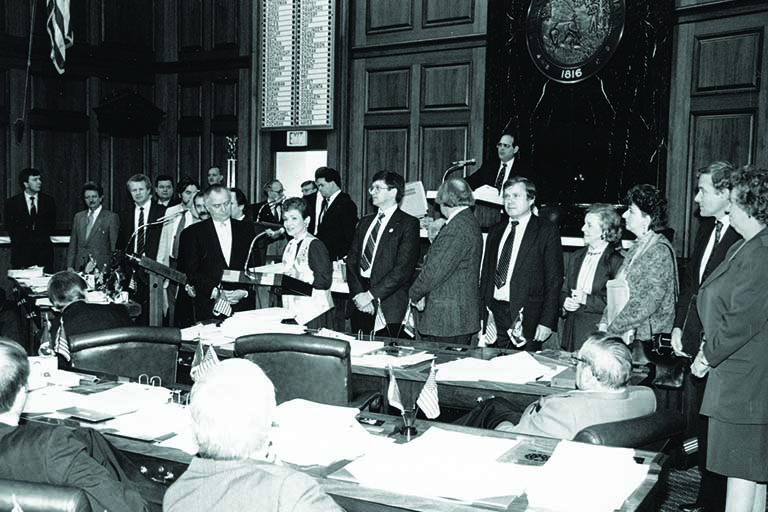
left=574, top=244, right=607, bottom=301
left=86, top=205, right=103, bottom=239
left=499, top=158, right=515, bottom=185
left=314, top=189, right=341, bottom=234
left=133, top=200, right=152, bottom=253
left=699, top=215, right=730, bottom=283
left=214, top=219, right=233, bottom=266
left=360, top=204, right=398, bottom=279
left=24, top=191, right=39, bottom=214
left=493, top=211, right=531, bottom=302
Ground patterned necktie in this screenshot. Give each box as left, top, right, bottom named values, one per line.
left=136, top=207, right=146, bottom=255
left=30, top=196, right=37, bottom=229
left=361, top=212, right=385, bottom=272
left=714, top=220, right=723, bottom=246
left=85, top=210, right=95, bottom=239
left=319, top=198, right=330, bottom=225
left=494, top=163, right=507, bottom=191
left=494, top=220, right=519, bottom=288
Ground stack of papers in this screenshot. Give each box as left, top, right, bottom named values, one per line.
left=14, top=275, right=51, bottom=294
left=8, top=267, right=45, bottom=279
left=436, top=352, right=565, bottom=384
left=525, top=440, right=649, bottom=512
left=353, top=346, right=434, bottom=368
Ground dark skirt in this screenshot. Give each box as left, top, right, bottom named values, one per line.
left=707, top=417, right=768, bottom=482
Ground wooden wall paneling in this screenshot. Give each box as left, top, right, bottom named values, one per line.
left=690, top=113, right=755, bottom=168
left=420, top=125, right=468, bottom=190
left=364, top=127, right=409, bottom=191
left=693, top=30, right=761, bottom=93
left=366, top=0, right=413, bottom=34
left=179, top=0, right=204, bottom=51
left=109, top=136, right=151, bottom=215
left=423, top=0, right=474, bottom=26
left=155, top=74, right=178, bottom=181
left=366, top=68, right=410, bottom=112
left=179, top=135, right=202, bottom=181
left=101, top=0, right=153, bottom=50
left=213, top=0, right=238, bottom=48
left=421, top=63, right=470, bottom=109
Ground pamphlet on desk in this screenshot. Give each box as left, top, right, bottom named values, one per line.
left=353, top=345, right=435, bottom=368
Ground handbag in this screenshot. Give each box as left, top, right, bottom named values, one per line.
left=632, top=331, right=688, bottom=389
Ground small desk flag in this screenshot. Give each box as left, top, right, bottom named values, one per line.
left=417, top=361, right=440, bottom=419
left=387, top=365, right=403, bottom=412
left=54, top=318, right=71, bottom=362
left=509, top=307, right=527, bottom=348
left=483, top=307, right=497, bottom=346
left=190, top=343, right=220, bottom=382
left=374, top=298, right=387, bottom=333
left=402, top=305, right=416, bottom=339
left=212, top=286, right=233, bottom=317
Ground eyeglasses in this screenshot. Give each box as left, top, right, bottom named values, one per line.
left=496, top=143, right=513, bottom=149
left=368, top=185, right=392, bottom=193
left=569, top=355, right=587, bottom=366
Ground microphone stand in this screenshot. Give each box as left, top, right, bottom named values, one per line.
left=441, top=161, right=475, bottom=182
left=243, top=231, right=271, bottom=280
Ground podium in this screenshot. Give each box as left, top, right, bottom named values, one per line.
left=131, top=255, right=187, bottom=326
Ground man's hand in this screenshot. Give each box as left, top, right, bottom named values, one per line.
left=222, top=289, right=248, bottom=304
left=533, top=324, right=552, bottom=343
left=185, top=284, right=197, bottom=298
left=265, top=228, right=285, bottom=239
left=691, top=349, right=711, bottom=378
left=562, top=297, right=581, bottom=312
left=353, top=291, right=374, bottom=312
left=670, top=327, right=690, bottom=357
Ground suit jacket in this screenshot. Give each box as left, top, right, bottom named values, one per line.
left=509, top=386, right=657, bottom=440
left=117, top=201, right=167, bottom=287
left=309, top=191, right=359, bottom=261
left=0, top=423, right=148, bottom=512
left=164, top=457, right=342, bottom=512
left=674, top=217, right=741, bottom=353
left=409, top=208, right=482, bottom=336
left=4, top=192, right=57, bottom=270
left=560, top=245, right=624, bottom=351
left=66, top=208, right=120, bottom=272
left=177, top=218, right=262, bottom=321
left=479, top=214, right=564, bottom=340
left=699, top=228, right=768, bottom=424
left=465, top=157, right=531, bottom=190
left=346, top=208, right=420, bottom=325
left=252, top=199, right=283, bottom=227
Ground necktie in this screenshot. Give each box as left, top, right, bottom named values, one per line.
left=172, top=213, right=187, bottom=259
left=85, top=210, right=95, bottom=239
left=30, top=196, right=37, bottom=229
left=319, top=198, right=330, bottom=225
left=136, top=207, right=146, bottom=256
left=494, top=163, right=507, bottom=191
left=361, top=213, right=385, bottom=272
left=494, top=220, right=519, bottom=288
left=714, top=220, right=723, bottom=246
left=275, top=202, right=282, bottom=221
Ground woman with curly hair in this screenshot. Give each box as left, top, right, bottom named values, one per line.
left=599, top=184, right=677, bottom=344
left=692, top=166, right=768, bottom=512
left=560, top=204, right=624, bottom=351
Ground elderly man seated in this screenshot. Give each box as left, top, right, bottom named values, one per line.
left=458, top=333, right=656, bottom=439
left=163, top=359, right=343, bottom=512
left=0, top=339, right=148, bottom=511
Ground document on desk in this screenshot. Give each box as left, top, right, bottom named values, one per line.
left=525, top=440, right=649, bottom=512
left=436, top=352, right=565, bottom=384
left=273, top=399, right=392, bottom=467
left=97, top=402, right=191, bottom=444
left=354, top=346, right=434, bottom=368
left=335, top=426, right=532, bottom=505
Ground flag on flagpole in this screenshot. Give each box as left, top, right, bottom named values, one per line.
left=387, top=365, right=403, bottom=412
left=509, top=307, right=527, bottom=348
left=212, top=286, right=233, bottom=317
left=402, top=305, right=416, bottom=339
left=46, top=0, right=74, bottom=74
left=416, top=360, right=440, bottom=419
left=190, top=343, right=220, bottom=381
left=374, top=298, right=387, bottom=333
left=482, top=307, right=497, bottom=346
left=54, top=318, right=71, bottom=362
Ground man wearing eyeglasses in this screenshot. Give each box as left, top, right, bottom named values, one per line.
left=177, top=185, right=261, bottom=323
left=466, top=133, right=531, bottom=191
left=346, top=171, right=420, bottom=337
left=457, top=334, right=656, bottom=440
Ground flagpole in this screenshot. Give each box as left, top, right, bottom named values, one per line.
left=15, top=0, right=38, bottom=144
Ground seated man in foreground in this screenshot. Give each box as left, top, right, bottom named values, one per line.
left=458, top=333, right=656, bottom=439
left=163, top=358, right=343, bottom=512
left=0, top=339, right=148, bottom=512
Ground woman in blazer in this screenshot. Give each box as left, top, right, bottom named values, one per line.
left=692, top=166, right=768, bottom=512
left=560, top=204, right=624, bottom=351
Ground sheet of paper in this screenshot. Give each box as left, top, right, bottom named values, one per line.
left=347, top=340, right=385, bottom=358
left=76, top=383, right=171, bottom=417
left=96, top=402, right=189, bottom=442
left=24, top=387, right=86, bottom=414
left=436, top=352, right=557, bottom=384
left=525, top=440, right=649, bottom=512
left=354, top=348, right=435, bottom=369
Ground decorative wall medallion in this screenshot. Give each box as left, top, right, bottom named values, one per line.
left=526, top=0, right=625, bottom=84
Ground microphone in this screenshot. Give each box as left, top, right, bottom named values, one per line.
left=450, top=158, right=476, bottom=166
left=124, top=211, right=181, bottom=256
left=155, top=209, right=185, bottom=223
left=243, top=231, right=271, bottom=280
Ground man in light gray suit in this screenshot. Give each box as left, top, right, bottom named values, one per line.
left=66, top=182, right=120, bottom=273
left=409, top=178, right=482, bottom=345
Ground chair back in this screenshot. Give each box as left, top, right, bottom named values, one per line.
left=573, top=409, right=686, bottom=451
left=234, top=333, right=351, bottom=406
left=69, top=327, right=181, bottom=385
left=0, top=479, right=92, bottom=512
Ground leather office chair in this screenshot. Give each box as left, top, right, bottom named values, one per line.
left=0, top=479, right=91, bottom=512
left=573, top=409, right=686, bottom=451
left=68, top=327, right=181, bottom=385
left=234, top=333, right=381, bottom=410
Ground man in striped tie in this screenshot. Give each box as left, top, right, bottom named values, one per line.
left=346, top=171, right=420, bottom=338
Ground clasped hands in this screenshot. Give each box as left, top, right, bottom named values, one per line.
left=353, top=291, right=375, bottom=315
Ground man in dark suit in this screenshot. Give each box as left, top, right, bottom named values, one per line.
left=672, top=161, right=740, bottom=512
left=409, top=178, right=482, bottom=345
left=45, top=271, right=133, bottom=363
left=0, top=339, right=148, bottom=512
left=4, top=168, right=57, bottom=272
left=479, top=176, right=564, bottom=350
left=466, top=133, right=531, bottom=191
left=253, top=179, right=287, bottom=264
left=66, top=182, right=120, bottom=273
left=346, top=171, right=420, bottom=337
left=177, top=185, right=263, bottom=324
left=309, top=167, right=359, bottom=331
left=117, top=174, right=167, bottom=325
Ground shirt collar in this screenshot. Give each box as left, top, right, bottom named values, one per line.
left=445, top=206, right=468, bottom=224
left=377, top=204, right=398, bottom=218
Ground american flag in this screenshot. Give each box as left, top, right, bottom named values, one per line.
left=46, top=0, right=73, bottom=74
left=482, top=307, right=497, bottom=346
left=374, top=299, right=387, bottom=333
left=54, top=318, right=71, bottom=362
left=509, top=307, right=527, bottom=348
left=190, top=343, right=219, bottom=382
left=402, top=305, right=416, bottom=339
left=416, top=360, right=440, bottom=419
left=387, top=365, right=403, bottom=412
left=11, top=494, right=24, bottom=512
left=212, top=287, right=233, bottom=317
